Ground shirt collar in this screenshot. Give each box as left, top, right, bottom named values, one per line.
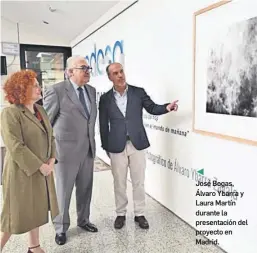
left=113, top=84, right=128, bottom=96
left=69, top=79, right=84, bottom=91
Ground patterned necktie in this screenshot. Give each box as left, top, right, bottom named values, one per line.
left=77, top=87, right=90, bottom=118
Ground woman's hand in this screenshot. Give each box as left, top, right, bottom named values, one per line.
left=47, top=158, right=56, bottom=174
left=39, top=163, right=52, bottom=176
left=47, top=158, right=55, bottom=166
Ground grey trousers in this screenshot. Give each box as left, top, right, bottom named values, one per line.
left=110, top=141, right=146, bottom=216
left=53, top=151, right=94, bottom=233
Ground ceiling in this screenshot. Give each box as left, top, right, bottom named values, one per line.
left=1, top=1, right=122, bottom=46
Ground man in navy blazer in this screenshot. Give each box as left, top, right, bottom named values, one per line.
left=99, top=63, right=178, bottom=229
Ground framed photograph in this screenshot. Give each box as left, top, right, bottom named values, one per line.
left=193, top=0, right=257, bottom=146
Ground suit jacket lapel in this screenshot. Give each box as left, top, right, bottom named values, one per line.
left=109, top=84, right=132, bottom=119
left=125, top=84, right=133, bottom=118
left=84, top=85, right=92, bottom=114
left=20, top=105, right=46, bottom=133
left=36, top=104, right=51, bottom=133
left=65, top=80, right=88, bottom=119
left=35, top=105, right=52, bottom=154
left=109, top=90, right=125, bottom=118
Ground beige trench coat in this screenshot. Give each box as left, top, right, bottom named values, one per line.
left=1, top=104, right=59, bottom=234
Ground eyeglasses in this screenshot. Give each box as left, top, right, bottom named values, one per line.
left=73, top=65, right=92, bottom=72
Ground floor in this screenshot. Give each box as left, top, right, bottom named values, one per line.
left=2, top=158, right=225, bottom=253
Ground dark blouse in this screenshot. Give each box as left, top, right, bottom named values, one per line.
left=34, top=107, right=46, bottom=130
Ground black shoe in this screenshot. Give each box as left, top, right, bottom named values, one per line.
left=134, top=216, right=149, bottom=229
left=27, top=244, right=40, bottom=252
left=114, top=216, right=126, bottom=229
left=78, top=222, right=98, bottom=233
left=55, top=233, right=66, bottom=245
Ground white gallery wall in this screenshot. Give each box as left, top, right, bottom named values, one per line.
left=72, top=0, right=257, bottom=253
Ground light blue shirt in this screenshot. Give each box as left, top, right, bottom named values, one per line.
left=113, top=85, right=128, bottom=117
left=70, top=79, right=91, bottom=112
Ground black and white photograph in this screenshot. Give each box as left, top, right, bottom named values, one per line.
left=206, top=16, right=257, bottom=118
left=193, top=0, right=257, bottom=145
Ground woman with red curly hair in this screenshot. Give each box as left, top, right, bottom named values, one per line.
left=0, top=70, right=59, bottom=253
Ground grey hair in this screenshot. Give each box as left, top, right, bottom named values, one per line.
left=66, top=55, right=87, bottom=70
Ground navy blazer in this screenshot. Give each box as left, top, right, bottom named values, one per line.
left=99, top=84, right=170, bottom=153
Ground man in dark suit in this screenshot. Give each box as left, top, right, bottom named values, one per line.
left=98, top=62, right=178, bottom=229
